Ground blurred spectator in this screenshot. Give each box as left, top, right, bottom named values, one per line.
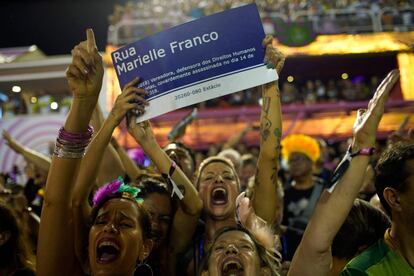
left=0, top=73, right=400, bottom=117
left=314, top=138, right=333, bottom=183
left=326, top=79, right=339, bottom=101
left=280, top=134, right=326, bottom=260
left=0, top=203, right=36, bottom=275
left=315, top=80, right=326, bottom=101
left=239, top=154, right=257, bottom=191
left=281, top=82, right=299, bottom=104
left=217, top=148, right=243, bottom=174
left=341, top=79, right=358, bottom=101
left=106, top=0, right=414, bottom=35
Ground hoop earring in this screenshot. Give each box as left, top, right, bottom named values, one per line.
left=135, top=262, right=153, bottom=276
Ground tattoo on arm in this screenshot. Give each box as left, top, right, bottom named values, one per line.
left=271, top=131, right=281, bottom=185
left=274, top=128, right=281, bottom=138
left=260, top=97, right=272, bottom=141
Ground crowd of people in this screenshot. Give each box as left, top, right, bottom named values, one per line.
left=106, top=0, right=414, bottom=46
left=1, top=27, right=413, bottom=276
left=3, top=0, right=413, bottom=118
left=0, top=74, right=384, bottom=118
left=108, top=0, right=414, bottom=24
left=280, top=76, right=384, bottom=104
left=203, top=75, right=383, bottom=108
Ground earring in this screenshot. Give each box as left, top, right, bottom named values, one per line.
left=135, top=262, right=153, bottom=276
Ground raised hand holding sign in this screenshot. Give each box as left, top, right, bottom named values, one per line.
left=111, top=4, right=277, bottom=122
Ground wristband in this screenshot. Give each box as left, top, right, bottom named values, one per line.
left=350, top=147, right=375, bottom=157
left=162, top=161, right=184, bottom=200
left=328, top=145, right=375, bottom=193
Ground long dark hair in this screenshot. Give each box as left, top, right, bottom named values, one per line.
left=0, top=203, right=35, bottom=272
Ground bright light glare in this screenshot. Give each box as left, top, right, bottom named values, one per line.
left=50, top=102, right=59, bottom=110
left=12, top=86, right=21, bottom=93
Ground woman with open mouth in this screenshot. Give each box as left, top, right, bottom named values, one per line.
left=198, top=227, right=280, bottom=276
left=70, top=84, right=202, bottom=276
left=36, top=29, right=157, bottom=276
left=37, top=27, right=203, bottom=276
left=198, top=174, right=282, bottom=276
left=88, top=179, right=153, bottom=275
left=178, top=35, right=286, bottom=275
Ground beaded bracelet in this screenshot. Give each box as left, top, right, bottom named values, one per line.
left=53, top=126, right=94, bottom=159
left=58, top=126, right=93, bottom=140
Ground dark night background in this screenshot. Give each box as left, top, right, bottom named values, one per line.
left=0, top=0, right=398, bottom=79
left=1, top=0, right=129, bottom=55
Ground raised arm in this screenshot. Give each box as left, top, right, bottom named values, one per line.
left=111, top=136, right=144, bottom=181
left=2, top=130, right=51, bottom=173
left=72, top=77, right=147, bottom=263
left=252, top=36, right=285, bottom=224
left=128, top=119, right=203, bottom=216
left=288, top=70, right=400, bottom=276
left=90, top=104, right=126, bottom=185
left=90, top=102, right=105, bottom=131
left=128, top=118, right=202, bottom=274
left=222, top=124, right=252, bottom=150
left=37, top=29, right=103, bottom=276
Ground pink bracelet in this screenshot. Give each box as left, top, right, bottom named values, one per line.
left=58, top=126, right=93, bottom=141
left=54, top=126, right=94, bottom=159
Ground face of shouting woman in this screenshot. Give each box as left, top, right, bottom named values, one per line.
left=88, top=198, right=151, bottom=276
left=142, top=192, right=172, bottom=250
left=198, top=162, right=240, bottom=221
left=203, top=230, right=263, bottom=276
